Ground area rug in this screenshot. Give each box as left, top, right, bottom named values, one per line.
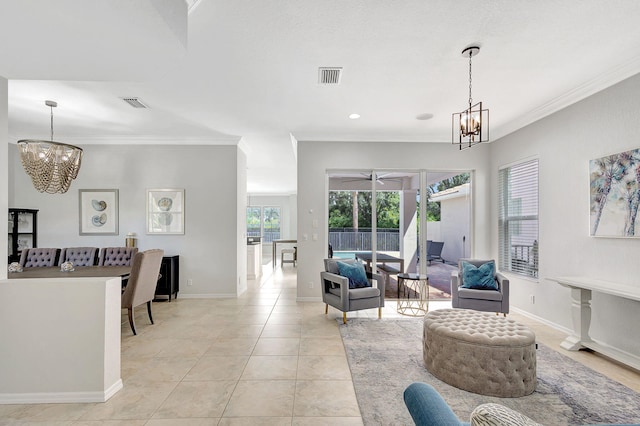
left=339, top=318, right=640, bottom=425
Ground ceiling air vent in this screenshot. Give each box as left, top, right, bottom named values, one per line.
left=121, top=97, right=148, bottom=108
left=318, top=67, right=342, bottom=85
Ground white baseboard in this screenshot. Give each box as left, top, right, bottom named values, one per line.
left=103, top=379, right=123, bottom=402
left=0, top=379, right=123, bottom=404
left=511, top=306, right=573, bottom=335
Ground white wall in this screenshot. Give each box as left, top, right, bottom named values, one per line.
left=236, top=148, right=247, bottom=296
left=296, top=141, right=492, bottom=300
left=0, top=77, right=7, bottom=280
left=441, top=195, right=471, bottom=262
left=9, top=144, right=246, bottom=297
left=490, top=72, right=640, bottom=355
left=425, top=221, right=442, bottom=242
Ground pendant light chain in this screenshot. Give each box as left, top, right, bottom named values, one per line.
left=50, top=103, right=54, bottom=141
left=468, top=51, right=473, bottom=108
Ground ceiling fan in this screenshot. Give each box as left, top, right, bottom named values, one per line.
left=341, top=173, right=402, bottom=185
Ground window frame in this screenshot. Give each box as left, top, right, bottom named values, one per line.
left=246, top=205, right=282, bottom=243
left=498, top=158, right=539, bottom=279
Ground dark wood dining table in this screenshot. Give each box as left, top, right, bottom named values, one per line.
left=8, top=265, right=131, bottom=280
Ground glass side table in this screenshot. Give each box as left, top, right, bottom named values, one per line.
left=397, top=273, right=429, bottom=316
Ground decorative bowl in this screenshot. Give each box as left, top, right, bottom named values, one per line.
left=60, top=261, right=75, bottom=272
left=8, top=262, right=23, bottom=273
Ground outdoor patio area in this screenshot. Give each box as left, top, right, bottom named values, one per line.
left=384, top=261, right=456, bottom=301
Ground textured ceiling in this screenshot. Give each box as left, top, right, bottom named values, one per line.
left=3, top=0, right=640, bottom=194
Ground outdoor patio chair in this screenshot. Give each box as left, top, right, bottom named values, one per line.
left=427, top=241, right=445, bottom=264
left=450, top=258, right=509, bottom=315
left=321, top=258, right=385, bottom=324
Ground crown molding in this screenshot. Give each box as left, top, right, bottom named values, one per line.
left=492, top=55, right=640, bottom=141
left=7, top=135, right=242, bottom=146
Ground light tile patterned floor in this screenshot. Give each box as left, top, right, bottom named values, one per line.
left=1, top=264, right=639, bottom=425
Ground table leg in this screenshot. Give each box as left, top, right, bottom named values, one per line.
left=561, top=287, right=593, bottom=351
left=272, top=241, right=276, bottom=268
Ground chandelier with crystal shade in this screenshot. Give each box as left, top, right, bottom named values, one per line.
left=17, top=100, right=83, bottom=194
left=452, top=46, right=489, bottom=150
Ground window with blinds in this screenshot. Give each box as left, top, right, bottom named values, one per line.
left=498, top=159, right=539, bottom=278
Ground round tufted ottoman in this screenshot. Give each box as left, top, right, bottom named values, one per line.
left=423, top=309, right=536, bottom=397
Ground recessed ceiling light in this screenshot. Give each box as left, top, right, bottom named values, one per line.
left=416, top=113, right=434, bottom=121
left=349, top=113, right=361, bottom=119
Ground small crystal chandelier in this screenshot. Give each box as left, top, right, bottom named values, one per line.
left=452, top=46, right=489, bottom=150
left=17, top=100, right=83, bottom=194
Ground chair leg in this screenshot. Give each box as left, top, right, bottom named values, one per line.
left=128, top=307, right=137, bottom=335
left=378, top=307, right=382, bottom=319
left=325, top=304, right=328, bottom=314
left=343, top=312, right=347, bottom=324
left=147, top=301, right=154, bottom=324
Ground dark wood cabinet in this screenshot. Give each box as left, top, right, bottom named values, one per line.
left=8, top=208, right=38, bottom=264
left=155, top=255, right=179, bottom=301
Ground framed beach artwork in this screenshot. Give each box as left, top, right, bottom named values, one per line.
left=79, top=189, right=119, bottom=235
left=147, top=188, right=185, bottom=234
left=590, top=147, right=640, bottom=237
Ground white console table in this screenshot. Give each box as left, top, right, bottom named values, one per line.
left=550, top=276, right=640, bottom=370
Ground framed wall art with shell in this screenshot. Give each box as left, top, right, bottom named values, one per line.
left=146, top=188, right=185, bottom=235
left=79, top=189, right=119, bottom=235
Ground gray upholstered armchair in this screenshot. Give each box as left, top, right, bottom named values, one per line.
left=450, top=259, right=509, bottom=315
left=59, top=247, right=99, bottom=266
left=19, top=248, right=61, bottom=267
left=321, top=258, right=385, bottom=324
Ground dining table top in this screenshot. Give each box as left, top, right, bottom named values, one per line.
left=8, top=265, right=132, bottom=279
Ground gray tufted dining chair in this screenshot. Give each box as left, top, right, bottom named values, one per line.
left=19, top=248, right=61, bottom=267
left=99, top=247, right=139, bottom=266
left=59, top=247, right=99, bottom=267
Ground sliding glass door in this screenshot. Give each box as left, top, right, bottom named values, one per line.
left=327, top=172, right=373, bottom=259
left=328, top=169, right=472, bottom=299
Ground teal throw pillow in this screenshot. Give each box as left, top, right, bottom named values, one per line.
left=460, top=261, right=498, bottom=290
left=337, top=260, right=370, bottom=289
